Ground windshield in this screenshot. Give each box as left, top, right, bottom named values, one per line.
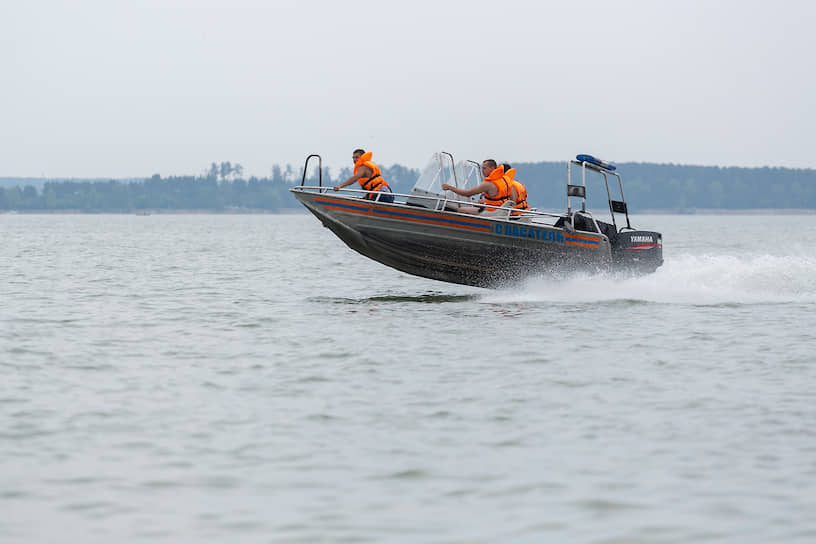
left=410, top=153, right=479, bottom=200
left=405, top=152, right=484, bottom=210
left=412, top=152, right=455, bottom=193
left=454, top=160, right=481, bottom=192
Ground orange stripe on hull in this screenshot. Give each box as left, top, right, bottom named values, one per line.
left=565, top=240, right=600, bottom=249
left=314, top=197, right=492, bottom=232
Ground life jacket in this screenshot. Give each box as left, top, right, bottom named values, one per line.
left=504, top=168, right=530, bottom=215
left=353, top=151, right=390, bottom=200
left=483, top=165, right=511, bottom=208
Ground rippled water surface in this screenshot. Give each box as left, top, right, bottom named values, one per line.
left=2, top=213, right=816, bottom=543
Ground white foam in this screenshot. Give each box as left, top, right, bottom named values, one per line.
left=482, top=254, right=816, bottom=305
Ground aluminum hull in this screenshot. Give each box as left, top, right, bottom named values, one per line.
left=291, top=189, right=613, bottom=287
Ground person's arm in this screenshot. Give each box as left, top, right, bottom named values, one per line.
left=441, top=181, right=496, bottom=198
left=334, top=165, right=372, bottom=191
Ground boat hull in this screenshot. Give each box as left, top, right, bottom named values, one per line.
left=292, top=189, right=613, bottom=287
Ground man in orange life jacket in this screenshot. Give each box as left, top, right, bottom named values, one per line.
left=441, top=159, right=511, bottom=214
left=501, top=163, right=530, bottom=215
left=332, top=149, right=394, bottom=203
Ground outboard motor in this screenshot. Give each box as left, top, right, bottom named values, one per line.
left=611, top=230, right=663, bottom=272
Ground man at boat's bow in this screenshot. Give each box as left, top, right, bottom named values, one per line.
left=333, top=149, right=394, bottom=203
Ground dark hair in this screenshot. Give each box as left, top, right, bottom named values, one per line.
left=482, top=159, right=497, bottom=168
left=501, top=163, right=512, bottom=171
left=353, top=148, right=366, bottom=155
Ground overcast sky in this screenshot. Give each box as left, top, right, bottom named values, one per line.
left=2, top=0, right=815, bottom=178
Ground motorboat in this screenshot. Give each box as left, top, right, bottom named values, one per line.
left=290, top=152, right=663, bottom=287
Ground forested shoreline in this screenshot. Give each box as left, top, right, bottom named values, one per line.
left=2, top=161, right=815, bottom=212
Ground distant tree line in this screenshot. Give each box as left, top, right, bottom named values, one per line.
left=0, top=162, right=422, bottom=212
left=2, top=160, right=815, bottom=212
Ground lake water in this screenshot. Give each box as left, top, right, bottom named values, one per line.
left=2, top=213, right=816, bottom=543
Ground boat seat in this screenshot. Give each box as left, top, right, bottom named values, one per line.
left=510, top=214, right=534, bottom=223
left=573, top=213, right=597, bottom=232
left=553, top=213, right=599, bottom=233
left=481, top=201, right=515, bottom=219
left=596, top=220, right=618, bottom=242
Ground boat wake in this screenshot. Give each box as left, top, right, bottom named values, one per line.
left=483, top=254, right=816, bottom=305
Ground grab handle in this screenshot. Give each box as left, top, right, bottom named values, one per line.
left=300, top=154, right=323, bottom=187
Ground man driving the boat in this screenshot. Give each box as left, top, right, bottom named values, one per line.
left=441, top=159, right=511, bottom=214
left=333, top=149, right=395, bottom=203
